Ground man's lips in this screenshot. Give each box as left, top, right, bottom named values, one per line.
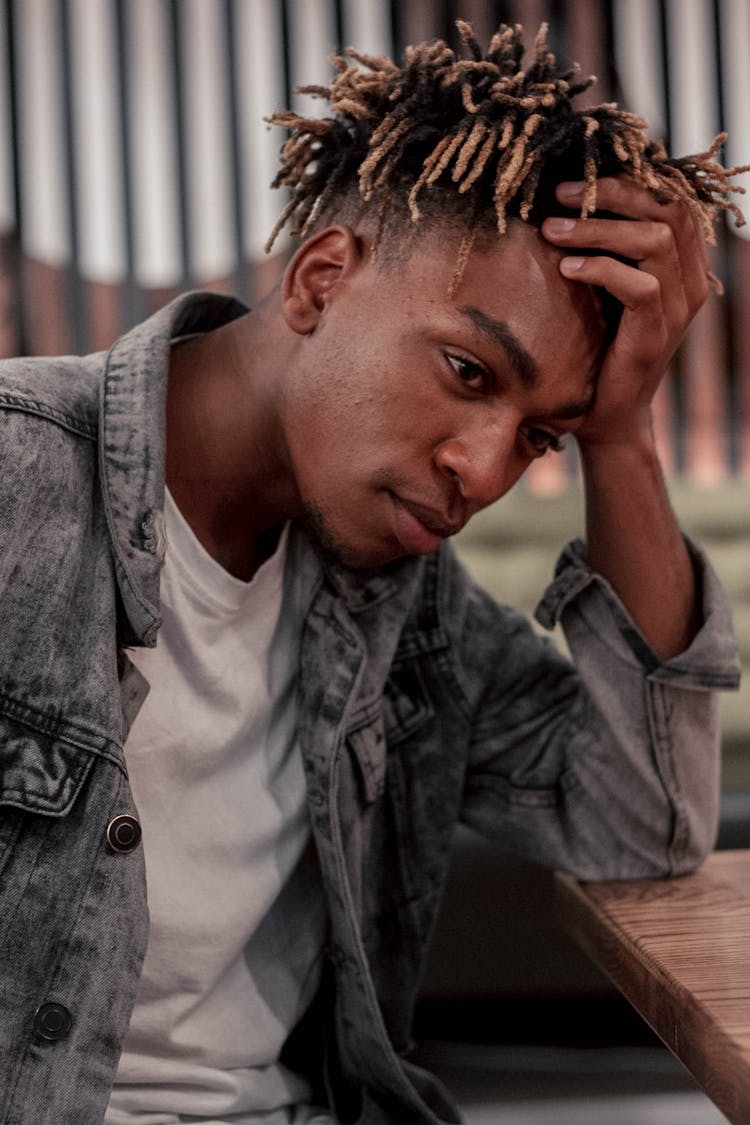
left=388, top=492, right=463, bottom=554
left=397, top=496, right=463, bottom=537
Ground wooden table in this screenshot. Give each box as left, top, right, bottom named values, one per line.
left=556, top=850, right=750, bottom=1125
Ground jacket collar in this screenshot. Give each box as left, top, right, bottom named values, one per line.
left=99, top=291, right=248, bottom=645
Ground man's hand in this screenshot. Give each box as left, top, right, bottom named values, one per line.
left=542, top=175, right=710, bottom=448
left=539, top=178, right=710, bottom=658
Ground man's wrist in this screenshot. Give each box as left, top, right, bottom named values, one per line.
left=576, top=411, right=657, bottom=465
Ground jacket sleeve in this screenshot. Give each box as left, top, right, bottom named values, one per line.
left=455, top=536, right=741, bottom=880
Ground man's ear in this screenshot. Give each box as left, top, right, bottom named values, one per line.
left=282, top=225, right=364, bottom=336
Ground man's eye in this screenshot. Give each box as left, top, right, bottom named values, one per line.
left=523, top=427, right=566, bottom=456
left=446, top=354, right=488, bottom=390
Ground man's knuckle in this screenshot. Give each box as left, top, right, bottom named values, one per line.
left=673, top=294, right=691, bottom=329
left=692, top=280, right=709, bottom=312
left=638, top=274, right=661, bottom=302
left=651, top=223, right=676, bottom=256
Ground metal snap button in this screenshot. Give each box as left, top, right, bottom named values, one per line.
left=106, top=813, right=142, bottom=853
left=34, top=1002, right=72, bottom=1041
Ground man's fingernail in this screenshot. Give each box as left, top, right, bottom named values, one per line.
left=545, top=217, right=576, bottom=234
left=560, top=256, right=585, bottom=273
left=557, top=181, right=585, bottom=199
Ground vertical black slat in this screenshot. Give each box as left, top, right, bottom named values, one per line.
left=168, top=0, right=191, bottom=289
left=280, top=0, right=293, bottom=109
left=222, top=0, right=245, bottom=299
left=5, top=0, right=27, bottom=352
left=712, top=0, right=727, bottom=137
left=711, top=0, right=735, bottom=472
left=59, top=0, right=87, bottom=352
left=389, top=0, right=403, bottom=55
left=492, top=2, right=510, bottom=29
left=657, top=0, right=672, bottom=152
left=4, top=0, right=21, bottom=239
left=549, top=0, right=568, bottom=62
left=606, top=0, right=618, bottom=98
left=607, top=0, right=627, bottom=105
left=656, top=0, right=681, bottom=470
left=440, top=0, right=458, bottom=43
left=114, top=0, right=143, bottom=331
left=599, top=0, right=616, bottom=101
left=383, top=0, right=397, bottom=57
left=440, top=0, right=454, bottom=43
left=276, top=0, right=294, bottom=282
left=332, top=0, right=345, bottom=53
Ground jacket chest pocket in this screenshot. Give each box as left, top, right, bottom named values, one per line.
left=382, top=661, right=434, bottom=746
left=377, top=665, right=456, bottom=902
left=0, top=711, right=98, bottom=862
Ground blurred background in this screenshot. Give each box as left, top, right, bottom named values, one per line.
left=0, top=1, right=747, bottom=1121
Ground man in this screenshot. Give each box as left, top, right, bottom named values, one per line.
left=0, top=21, right=743, bottom=1125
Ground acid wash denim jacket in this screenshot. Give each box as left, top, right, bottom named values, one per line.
left=0, top=292, right=741, bottom=1125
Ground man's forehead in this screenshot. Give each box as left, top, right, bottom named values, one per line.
left=370, top=215, right=608, bottom=352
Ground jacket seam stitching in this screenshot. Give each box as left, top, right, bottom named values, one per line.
left=0, top=393, right=97, bottom=441
left=97, top=359, right=160, bottom=636
left=0, top=694, right=125, bottom=765
left=4, top=776, right=116, bottom=1121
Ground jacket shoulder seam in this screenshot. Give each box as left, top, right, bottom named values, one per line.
left=0, top=391, right=97, bottom=441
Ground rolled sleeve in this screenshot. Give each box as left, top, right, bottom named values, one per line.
left=461, top=534, right=741, bottom=880
left=535, top=536, right=741, bottom=691
left=527, top=535, right=741, bottom=877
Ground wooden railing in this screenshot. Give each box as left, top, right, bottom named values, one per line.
left=1, top=0, right=748, bottom=487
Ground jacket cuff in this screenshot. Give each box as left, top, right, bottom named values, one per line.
left=534, top=536, right=742, bottom=691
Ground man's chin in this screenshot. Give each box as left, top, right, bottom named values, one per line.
left=301, top=503, right=407, bottom=571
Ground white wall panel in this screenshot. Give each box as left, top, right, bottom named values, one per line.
left=235, top=0, right=288, bottom=260
left=180, top=0, right=236, bottom=278
left=0, top=5, right=14, bottom=232
left=127, top=0, right=182, bottom=287
left=719, top=0, right=750, bottom=240
left=342, top=0, right=391, bottom=57
left=16, top=0, right=70, bottom=264
left=288, top=0, right=337, bottom=115
left=666, top=0, right=719, bottom=155
left=612, top=0, right=667, bottom=139
left=69, top=0, right=127, bottom=281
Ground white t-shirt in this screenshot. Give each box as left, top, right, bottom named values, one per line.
left=105, top=490, right=330, bottom=1125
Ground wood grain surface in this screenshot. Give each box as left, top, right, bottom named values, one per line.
left=556, top=850, right=750, bottom=1125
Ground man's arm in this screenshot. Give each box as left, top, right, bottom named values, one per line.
left=543, top=178, right=711, bottom=658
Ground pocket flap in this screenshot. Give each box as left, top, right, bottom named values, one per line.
left=382, top=663, right=434, bottom=744
left=0, top=712, right=95, bottom=816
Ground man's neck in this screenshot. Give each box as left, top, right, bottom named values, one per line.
left=165, top=304, right=301, bottom=581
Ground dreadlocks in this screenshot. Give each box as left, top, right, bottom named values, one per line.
left=266, top=19, right=747, bottom=278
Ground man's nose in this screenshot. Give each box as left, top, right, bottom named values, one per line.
left=434, top=425, right=518, bottom=510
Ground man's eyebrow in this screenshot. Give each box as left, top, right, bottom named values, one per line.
left=458, top=305, right=538, bottom=388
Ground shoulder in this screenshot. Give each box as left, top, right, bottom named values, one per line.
left=0, top=352, right=106, bottom=550
left=0, top=350, right=105, bottom=443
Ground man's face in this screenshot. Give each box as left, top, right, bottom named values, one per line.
left=280, top=220, right=606, bottom=569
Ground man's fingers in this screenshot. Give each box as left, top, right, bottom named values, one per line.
left=558, top=253, right=681, bottom=333
left=553, top=178, right=710, bottom=313
left=543, top=215, right=682, bottom=269
left=556, top=175, right=696, bottom=227
left=543, top=213, right=703, bottom=324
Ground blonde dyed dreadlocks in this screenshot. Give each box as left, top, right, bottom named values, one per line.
left=266, top=20, right=747, bottom=280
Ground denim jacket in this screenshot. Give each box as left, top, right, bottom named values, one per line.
left=0, top=293, right=741, bottom=1125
